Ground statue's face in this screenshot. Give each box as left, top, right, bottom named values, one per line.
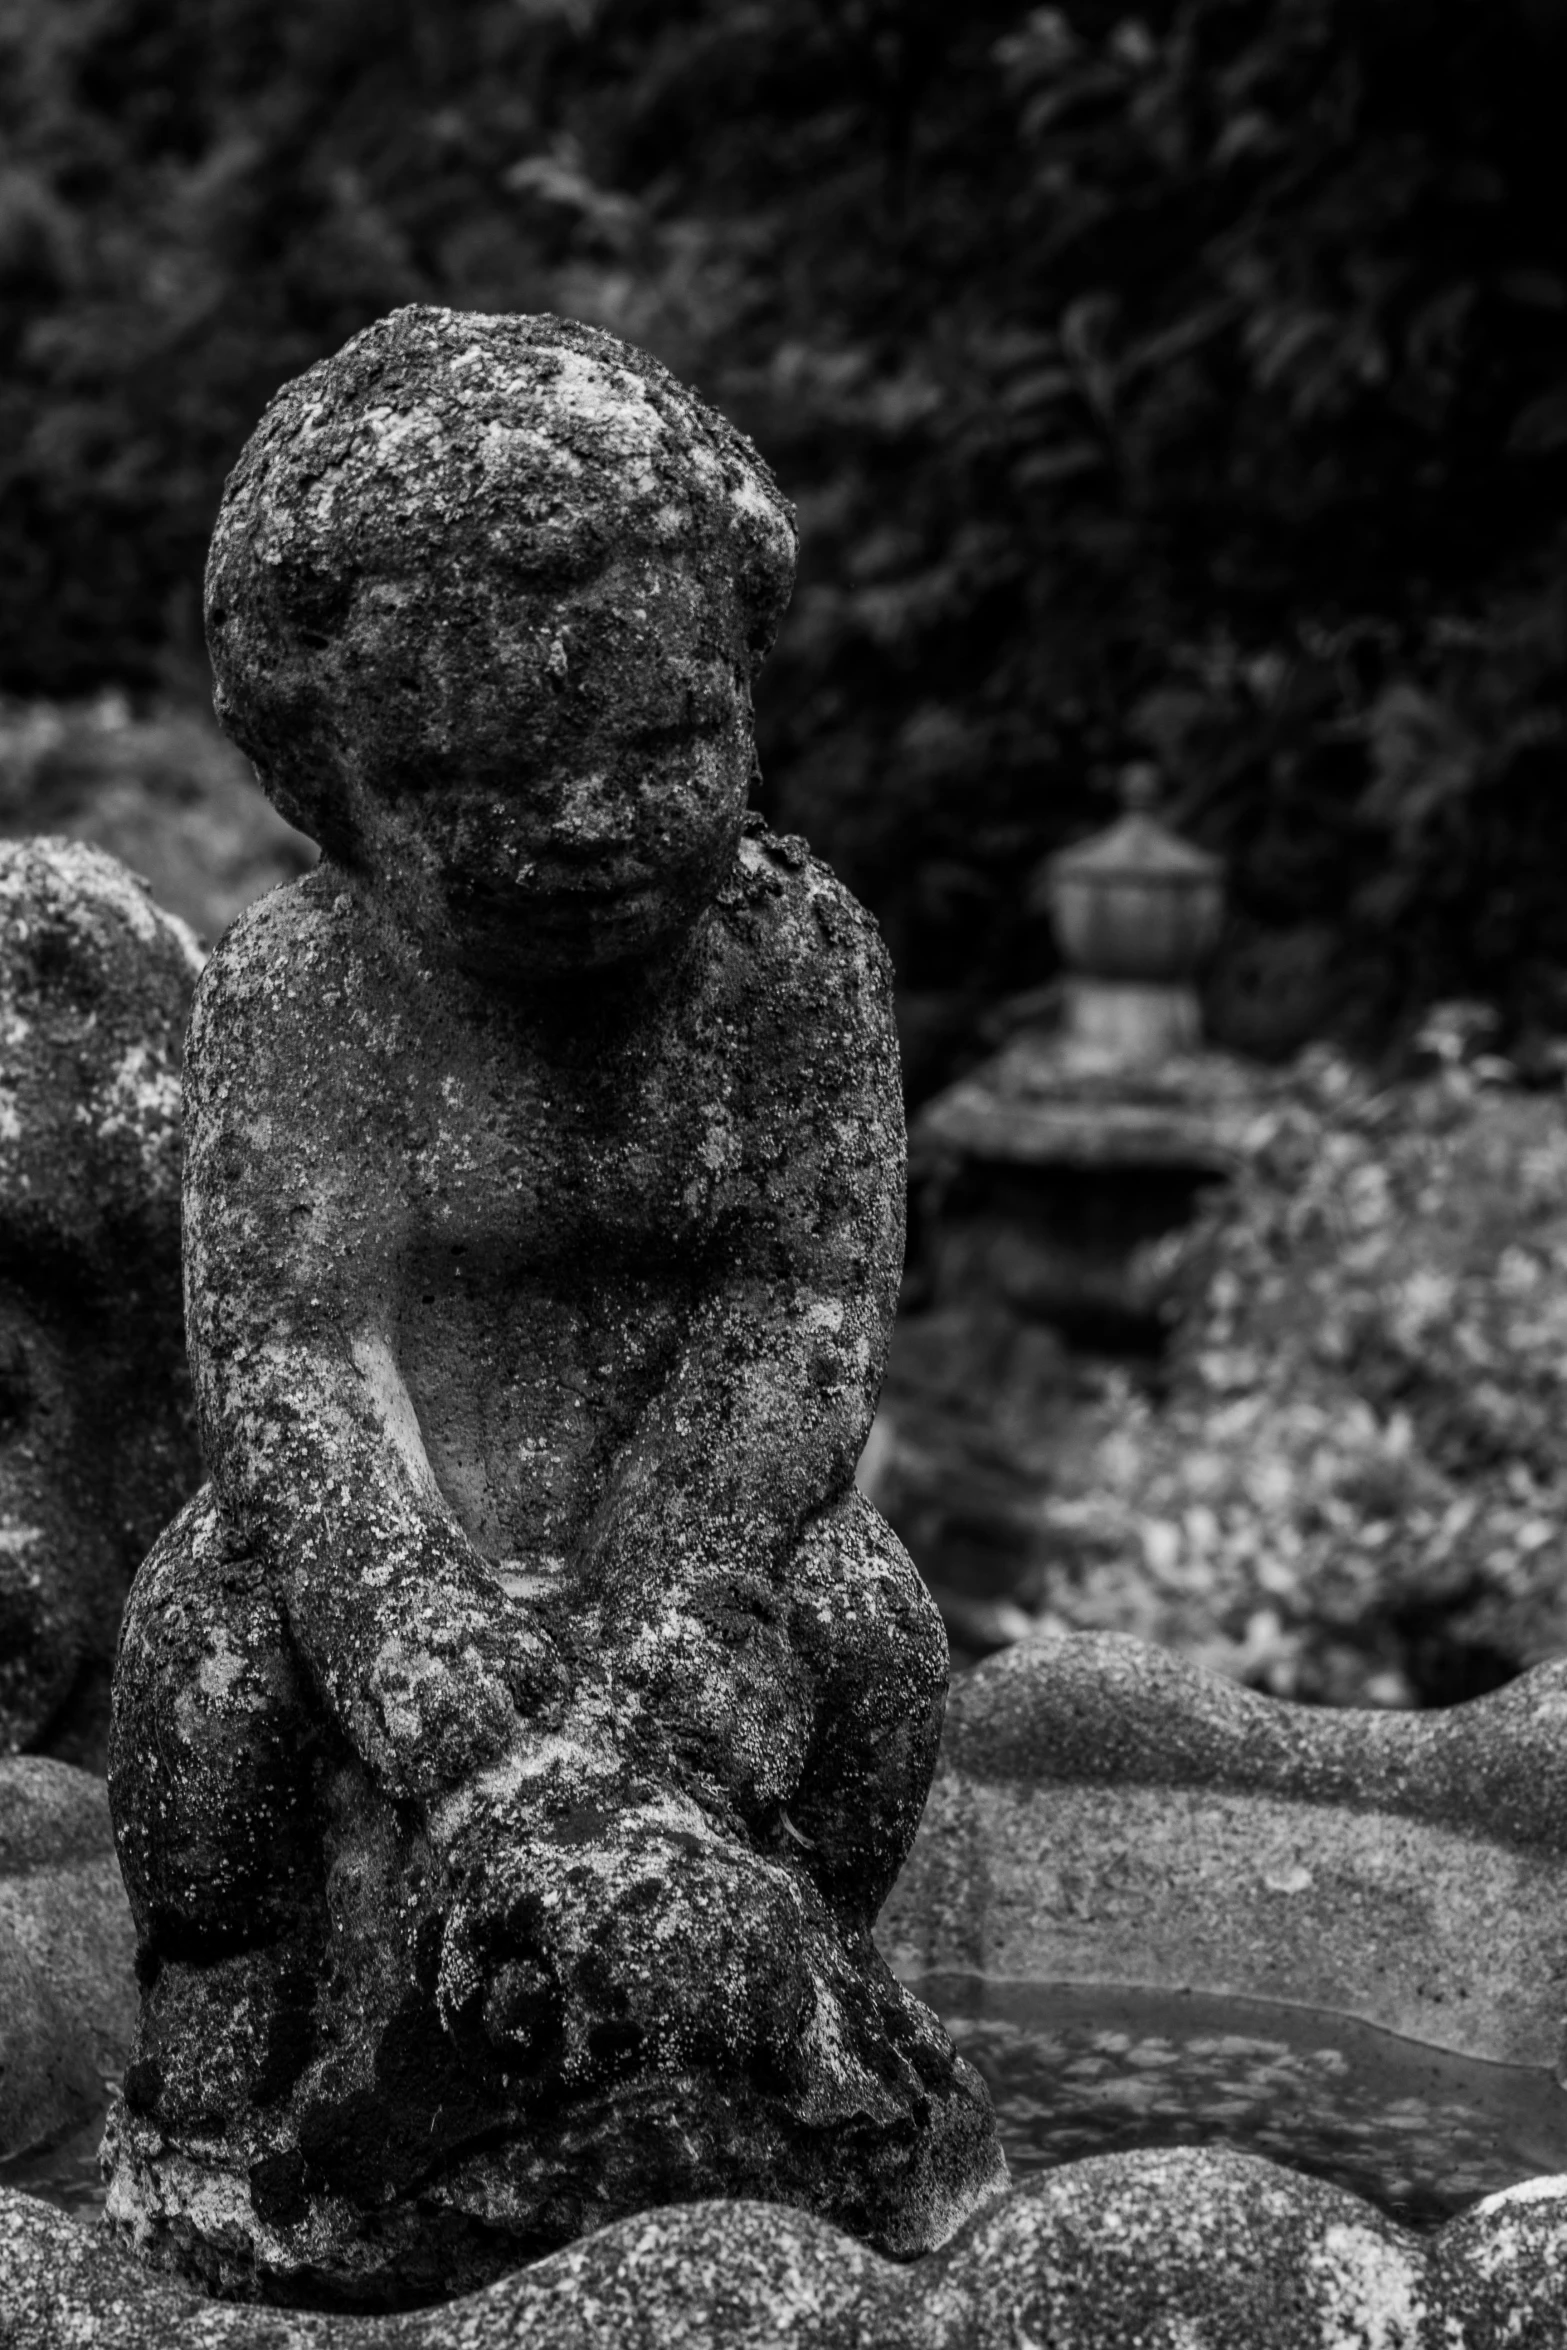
left=340, top=549, right=753, bottom=978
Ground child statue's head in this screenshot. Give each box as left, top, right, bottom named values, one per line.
left=206, top=307, right=797, bottom=975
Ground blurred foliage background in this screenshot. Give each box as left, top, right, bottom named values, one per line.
left=9, top=0, right=1567, bottom=1708
left=3, top=0, right=1567, bottom=1079
left=958, top=1020, right=1567, bottom=1707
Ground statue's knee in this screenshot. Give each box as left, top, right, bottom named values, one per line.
left=794, top=1489, right=946, bottom=1720
left=110, top=1487, right=317, bottom=1954
left=610, top=1577, right=813, bottom=1827
left=787, top=1492, right=946, bottom=1918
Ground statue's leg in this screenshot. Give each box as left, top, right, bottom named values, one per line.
left=787, top=1486, right=948, bottom=1928
left=110, top=1484, right=319, bottom=1958
left=436, top=1486, right=990, bottom=2261
left=437, top=1778, right=822, bottom=2085
left=604, top=1563, right=815, bottom=1831
left=590, top=1483, right=941, bottom=1931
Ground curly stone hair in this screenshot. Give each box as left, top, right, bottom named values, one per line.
left=204, top=306, right=796, bottom=850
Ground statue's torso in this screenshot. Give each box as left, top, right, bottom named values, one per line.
left=391, top=998, right=734, bottom=1563
left=196, top=844, right=837, bottom=1569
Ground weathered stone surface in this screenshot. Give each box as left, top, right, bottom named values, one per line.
left=7, top=2153, right=1567, bottom=2345
left=10, top=1627, right=1567, bottom=2339
left=882, top=1633, right=1567, bottom=2070
left=106, top=306, right=1004, bottom=2305
left=0, top=1931, right=99, bottom=2167
left=0, top=1758, right=136, bottom=2161
left=0, top=838, right=204, bottom=1769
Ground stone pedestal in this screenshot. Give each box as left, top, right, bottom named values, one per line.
left=861, top=1022, right=1270, bottom=1660
left=14, top=1649, right=1567, bottom=2344
left=1059, top=975, right=1202, bottom=1059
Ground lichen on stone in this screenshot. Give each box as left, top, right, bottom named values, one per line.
left=107, top=306, right=1004, bottom=2307
left=0, top=838, right=203, bottom=1767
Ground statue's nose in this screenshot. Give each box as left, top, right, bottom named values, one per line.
left=548, top=780, right=633, bottom=858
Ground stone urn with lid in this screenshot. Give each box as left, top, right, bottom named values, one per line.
left=1035, top=761, right=1224, bottom=1062
left=899, top=763, right=1247, bottom=1358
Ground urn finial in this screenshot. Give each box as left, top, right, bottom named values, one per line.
left=1035, top=763, right=1225, bottom=1059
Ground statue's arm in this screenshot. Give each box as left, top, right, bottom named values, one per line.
left=580, top=861, right=906, bottom=1620
left=183, top=914, right=556, bottom=1805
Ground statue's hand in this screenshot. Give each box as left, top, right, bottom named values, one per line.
left=603, top=1594, right=813, bottom=1828
left=339, top=1537, right=569, bottom=1804
left=434, top=1795, right=819, bottom=2096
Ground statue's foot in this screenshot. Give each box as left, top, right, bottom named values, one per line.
left=428, top=1789, right=1006, bottom=2258
left=436, top=1793, right=818, bottom=2089
left=107, top=1771, right=1004, bottom=2305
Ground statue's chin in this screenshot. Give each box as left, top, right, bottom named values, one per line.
left=449, top=876, right=714, bottom=981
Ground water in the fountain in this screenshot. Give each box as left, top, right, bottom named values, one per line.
left=15, top=1973, right=1567, bottom=2244
left=0, top=2077, right=118, bottom=2221
left=928, top=1976, right=1567, bottom=2230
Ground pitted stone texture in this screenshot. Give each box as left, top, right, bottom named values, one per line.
left=9, top=2154, right=1567, bottom=2345
left=108, top=307, right=1003, bottom=2303
left=0, top=839, right=203, bottom=1767
left=203, top=303, right=798, bottom=955
left=881, top=1634, right=1567, bottom=2073
left=0, top=1758, right=136, bottom=2161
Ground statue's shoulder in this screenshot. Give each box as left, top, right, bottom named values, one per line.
left=201, top=866, right=343, bottom=977
left=189, top=870, right=374, bottom=1056
left=714, top=819, right=892, bottom=1008
left=707, top=823, right=899, bottom=1134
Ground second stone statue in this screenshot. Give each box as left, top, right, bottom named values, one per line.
left=105, top=305, right=1006, bottom=2308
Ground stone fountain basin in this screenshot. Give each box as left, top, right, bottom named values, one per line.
left=884, top=1632, right=1567, bottom=2073
left=6, top=1631, right=1567, bottom=2346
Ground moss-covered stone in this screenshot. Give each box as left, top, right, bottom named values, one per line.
left=8, top=2152, right=1567, bottom=2345
left=0, top=1757, right=136, bottom=2164
left=0, top=838, right=203, bottom=1768
left=106, top=307, right=1004, bottom=2304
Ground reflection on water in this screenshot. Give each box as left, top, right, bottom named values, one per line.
left=928, top=1975, right=1567, bottom=2228
left=8, top=1996, right=1567, bottom=2236
left=0, top=2080, right=117, bottom=2219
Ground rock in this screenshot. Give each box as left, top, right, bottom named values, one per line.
left=106, top=305, right=1005, bottom=2306
left=0, top=838, right=204, bottom=1769
left=0, top=1931, right=99, bottom=2167
left=7, top=2151, right=1567, bottom=2345
left=0, top=1757, right=137, bottom=2162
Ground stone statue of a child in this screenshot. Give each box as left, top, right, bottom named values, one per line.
left=108, top=307, right=1004, bottom=2307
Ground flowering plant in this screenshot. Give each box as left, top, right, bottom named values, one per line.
left=1032, top=1015, right=1567, bottom=1706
